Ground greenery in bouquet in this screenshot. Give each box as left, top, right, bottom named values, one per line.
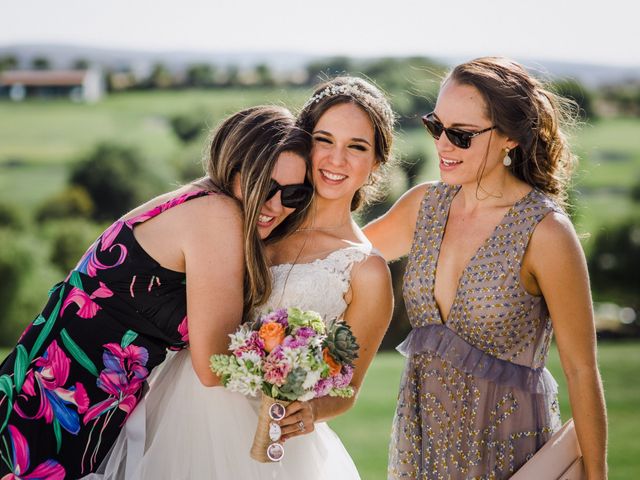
left=210, top=307, right=359, bottom=401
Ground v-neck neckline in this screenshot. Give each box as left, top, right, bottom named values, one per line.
left=432, top=185, right=535, bottom=324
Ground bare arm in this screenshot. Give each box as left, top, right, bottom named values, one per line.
left=182, top=195, right=246, bottom=387
left=363, top=183, right=428, bottom=261
left=526, top=213, right=607, bottom=479
left=280, top=254, right=394, bottom=440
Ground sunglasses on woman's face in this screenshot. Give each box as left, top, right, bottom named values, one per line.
left=421, top=112, right=496, bottom=149
left=266, top=180, right=313, bottom=210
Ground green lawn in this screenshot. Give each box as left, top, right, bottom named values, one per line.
left=329, top=342, right=638, bottom=480
left=0, top=88, right=309, bottom=209
left=1, top=90, right=639, bottom=230
left=1, top=342, right=637, bottom=479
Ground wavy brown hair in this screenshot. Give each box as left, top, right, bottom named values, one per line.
left=194, top=106, right=311, bottom=311
left=445, top=57, right=578, bottom=209
left=297, top=76, right=396, bottom=211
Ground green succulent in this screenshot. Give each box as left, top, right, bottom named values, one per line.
left=324, top=321, right=359, bottom=365
left=275, top=367, right=307, bottom=400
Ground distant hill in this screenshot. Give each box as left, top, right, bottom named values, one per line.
left=1, top=43, right=638, bottom=87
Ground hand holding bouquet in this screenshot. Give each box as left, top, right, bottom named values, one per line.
left=210, top=307, right=359, bottom=462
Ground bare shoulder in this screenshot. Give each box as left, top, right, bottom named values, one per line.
left=396, top=181, right=434, bottom=209
left=351, top=253, right=392, bottom=290
left=167, top=194, right=243, bottom=241
left=530, top=211, right=579, bottom=250
left=526, top=211, right=585, bottom=283
left=183, top=192, right=240, bottom=218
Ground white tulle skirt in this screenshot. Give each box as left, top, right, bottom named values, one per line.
left=83, top=349, right=360, bottom=480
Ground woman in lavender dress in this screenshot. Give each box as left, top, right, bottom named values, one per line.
left=364, top=57, right=607, bottom=479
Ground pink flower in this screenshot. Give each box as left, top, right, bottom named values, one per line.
left=1, top=425, right=65, bottom=479
left=233, top=331, right=265, bottom=358
left=313, top=377, right=333, bottom=398
left=83, top=342, right=149, bottom=424
left=282, top=327, right=315, bottom=348
left=261, top=308, right=288, bottom=327
left=74, top=221, right=128, bottom=277
left=15, top=341, right=90, bottom=435
left=262, top=347, right=291, bottom=387
left=125, top=191, right=202, bottom=225
left=333, top=365, right=354, bottom=389
left=177, top=316, right=189, bottom=343
left=60, top=282, right=113, bottom=319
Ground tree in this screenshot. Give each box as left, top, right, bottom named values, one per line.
left=36, top=186, right=94, bottom=222
left=0, top=230, right=59, bottom=345
left=31, top=56, right=51, bottom=70
left=70, top=142, right=168, bottom=220
left=0, top=54, right=18, bottom=71
left=306, top=57, right=353, bottom=85
left=588, top=216, right=640, bottom=307
left=0, top=201, right=28, bottom=230
left=72, top=58, right=90, bottom=70
left=170, top=111, right=205, bottom=143
left=255, top=63, right=275, bottom=87
left=43, top=219, right=103, bottom=273
left=186, top=63, right=215, bottom=87
left=553, top=79, right=596, bottom=120
left=631, top=178, right=640, bottom=203
left=148, top=63, right=173, bottom=89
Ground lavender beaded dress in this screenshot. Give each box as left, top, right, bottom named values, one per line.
left=388, top=183, right=563, bottom=480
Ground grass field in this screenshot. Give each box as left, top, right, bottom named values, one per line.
left=1, top=90, right=639, bottom=245
left=1, top=341, right=638, bottom=479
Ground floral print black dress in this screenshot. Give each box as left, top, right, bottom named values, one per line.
left=0, top=190, right=213, bottom=479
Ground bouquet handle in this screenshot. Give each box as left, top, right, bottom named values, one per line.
left=250, top=393, right=292, bottom=462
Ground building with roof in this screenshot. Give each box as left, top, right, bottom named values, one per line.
left=0, top=69, right=105, bottom=102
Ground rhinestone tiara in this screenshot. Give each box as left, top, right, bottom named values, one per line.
left=302, top=81, right=395, bottom=125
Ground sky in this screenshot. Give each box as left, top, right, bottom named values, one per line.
left=2, top=0, right=638, bottom=67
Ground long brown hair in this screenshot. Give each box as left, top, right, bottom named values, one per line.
left=445, top=57, right=578, bottom=209
left=297, top=76, right=396, bottom=211
left=194, top=106, right=311, bottom=310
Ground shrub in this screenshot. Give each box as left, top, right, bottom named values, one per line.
left=588, top=216, right=640, bottom=306
left=70, top=142, right=169, bottom=221
left=36, top=186, right=94, bottom=222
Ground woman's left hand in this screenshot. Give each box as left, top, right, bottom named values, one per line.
left=279, top=400, right=316, bottom=441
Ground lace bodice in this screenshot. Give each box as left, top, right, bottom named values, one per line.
left=254, top=244, right=374, bottom=322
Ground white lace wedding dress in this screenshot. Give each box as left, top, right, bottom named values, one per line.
left=88, top=244, right=373, bottom=479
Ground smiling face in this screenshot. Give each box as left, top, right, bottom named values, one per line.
left=433, top=80, right=515, bottom=186
left=311, top=102, right=377, bottom=205
left=234, top=151, right=308, bottom=239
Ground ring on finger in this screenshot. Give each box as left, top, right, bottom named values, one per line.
left=297, top=420, right=305, bottom=432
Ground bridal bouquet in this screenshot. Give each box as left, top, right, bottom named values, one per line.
left=210, top=307, right=359, bottom=462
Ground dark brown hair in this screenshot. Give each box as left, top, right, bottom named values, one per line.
left=444, top=57, right=577, bottom=209
left=297, top=76, right=396, bottom=211
left=195, top=106, right=311, bottom=310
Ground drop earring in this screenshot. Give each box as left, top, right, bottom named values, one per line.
left=503, top=148, right=512, bottom=167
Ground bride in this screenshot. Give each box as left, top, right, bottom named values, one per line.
left=92, top=77, right=395, bottom=479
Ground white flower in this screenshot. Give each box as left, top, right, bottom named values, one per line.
left=238, top=350, right=262, bottom=366
left=228, top=325, right=254, bottom=351
left=302, top=368, right=322, bottom=390
left=298, top=390, right=316, bottom=402
left=226, top=373, right=263, bottom=396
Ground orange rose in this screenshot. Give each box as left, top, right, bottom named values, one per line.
left=323, top=347, right=342, bottom=376
left=258, top=322, right=285, bottom=353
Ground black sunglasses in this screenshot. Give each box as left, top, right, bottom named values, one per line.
left=266, top=179, right=313, bottom=209
left=421, top=112, right=495, bottom=149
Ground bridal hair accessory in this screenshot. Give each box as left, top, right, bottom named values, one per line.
left=303, top=81, right=395, bottom=125
left=503, top=148, right=512, bottom=166
left=210, top=307, right=359, bottom=462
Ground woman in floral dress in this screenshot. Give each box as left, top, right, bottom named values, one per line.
left=0, top=105, right=313, bottom=479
